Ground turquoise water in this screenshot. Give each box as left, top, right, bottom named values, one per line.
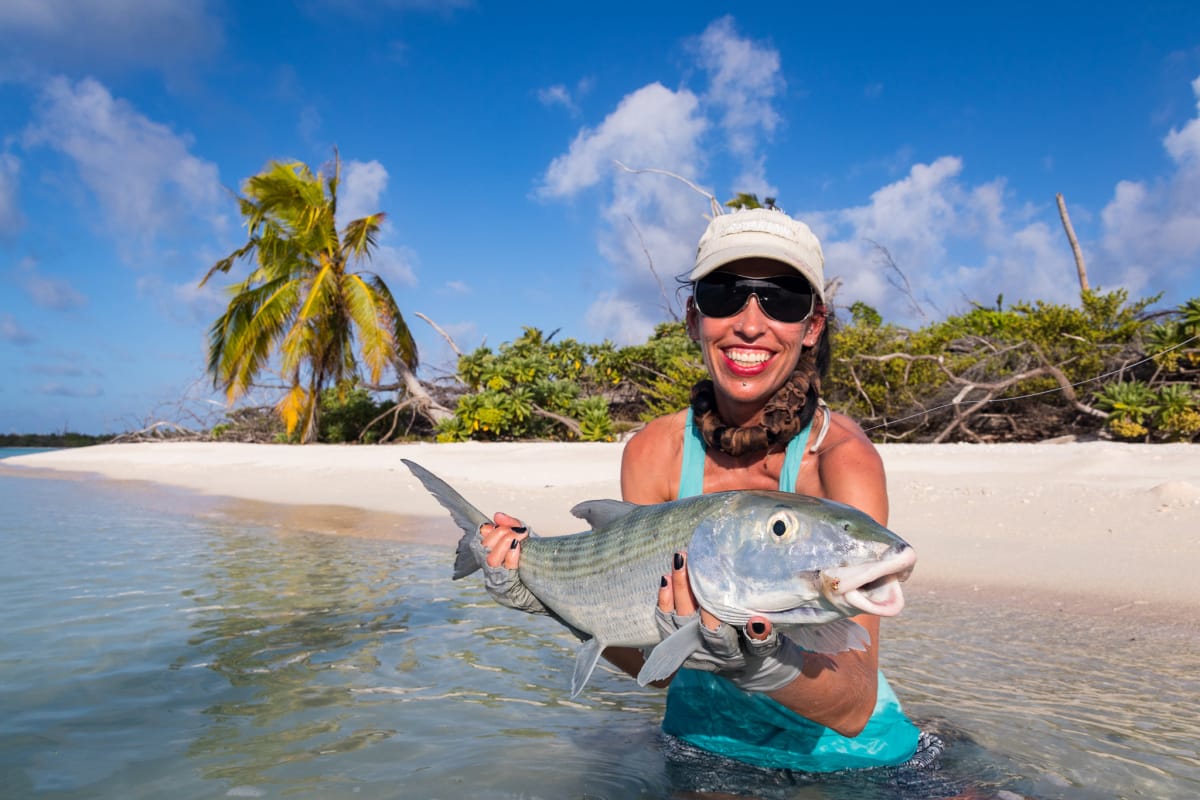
left=2, top=451, right=1198, bottom=799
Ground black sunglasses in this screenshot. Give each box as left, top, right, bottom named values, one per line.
left=693, top=273, right=816, bottom=323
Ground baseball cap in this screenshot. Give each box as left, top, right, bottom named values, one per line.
left=689, top=208, right=826, bottom=303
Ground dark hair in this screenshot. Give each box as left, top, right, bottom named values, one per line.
left=813, top=305, right=835, bottom=381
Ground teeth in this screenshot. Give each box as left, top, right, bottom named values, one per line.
left=726, top=349, right=771, bottom=366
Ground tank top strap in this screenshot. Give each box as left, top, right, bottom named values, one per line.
left=680, top=408, right=816, bottom=497
left=678, top=407, right=708, bottom=498
left=778, top=414, right=815, bottom=492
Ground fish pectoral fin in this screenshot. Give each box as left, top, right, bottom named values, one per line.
left=636, top=618, right=702, bottom=686
left=570, top=638, right=605, bottom=698
left=569, top=499, right=639, bottom=530
left=788, top=618, right=871, bottom=654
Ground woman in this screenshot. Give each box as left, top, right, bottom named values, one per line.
left=481, top=208, right=926, bottom=775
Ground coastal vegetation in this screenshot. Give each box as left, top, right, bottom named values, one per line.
left=192, top=168, right=1198, bottom=446
left=0, top=432, right=111, bottom=448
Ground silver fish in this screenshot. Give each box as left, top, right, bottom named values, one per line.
left=402, top=459, right=916, bottom=697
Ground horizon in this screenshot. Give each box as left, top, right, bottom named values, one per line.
left=2, top=1, right=1199, bottom=434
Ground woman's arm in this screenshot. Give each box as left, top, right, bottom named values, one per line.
left=765, top=416, right=890, bottom=736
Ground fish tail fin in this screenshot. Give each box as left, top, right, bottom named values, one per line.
left=401, top=459, right=490, bottom=579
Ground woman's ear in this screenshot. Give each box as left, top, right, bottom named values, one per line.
left=685, top=297, right=700, bottom=341
left=802, top=309, right=826, bottom=347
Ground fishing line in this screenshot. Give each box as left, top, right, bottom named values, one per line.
left=860, top=332, right=1200, bottom=433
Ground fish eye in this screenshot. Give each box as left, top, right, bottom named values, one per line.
left=767, top=510, right=797, bottom=540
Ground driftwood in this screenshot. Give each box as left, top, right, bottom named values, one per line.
left=111, top=421, right=204, bottom=443
left=849, top=341, right=1109, bottom=442
left=1056, top=193, right=1090, bottom=295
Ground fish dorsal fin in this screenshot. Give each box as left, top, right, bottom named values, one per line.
left=636, top=617, right=702, bottom=686
left=570, top=638, right=605, bottom=698
left=569, top=499, right=638, bottom=530
left=787, top=617, right=871, bottom=654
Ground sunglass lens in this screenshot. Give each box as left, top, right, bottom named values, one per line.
left=694, top=275, right=813, bottom=323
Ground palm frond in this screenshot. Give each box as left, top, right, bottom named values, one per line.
left=341, top=214, right=385, bottom=261
left=200, top=239, right=258, bottom=286
left=343, top=273, right=397, bottom=384
left=368, top=275, right=418, bottom=368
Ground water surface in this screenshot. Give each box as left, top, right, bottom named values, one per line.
left=1, top=455, right=1197, bottom=799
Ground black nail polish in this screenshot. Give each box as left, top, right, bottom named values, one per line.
left=510, top=539, right=519, bottom=549
left=673, top=552, right=684, bottom=570
left=511, top=526, right=527, bottom=533
left=660, top=575, right=668, bottom=588
left=750, top=621, right=766, bottom=635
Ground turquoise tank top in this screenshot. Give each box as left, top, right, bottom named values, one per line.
left=663, top=408, right=920, bottom=772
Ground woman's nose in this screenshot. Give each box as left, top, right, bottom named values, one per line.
left=733, top=294, right=768, bottom=337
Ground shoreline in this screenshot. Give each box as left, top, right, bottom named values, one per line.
left=5, top=441, right=1200, bottom=624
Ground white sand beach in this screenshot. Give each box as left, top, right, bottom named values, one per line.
left=6, top=441, right=1200, bottom=620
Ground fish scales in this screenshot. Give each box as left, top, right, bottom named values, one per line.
left=400, top=459, right=916, bottom=696
left=517, top=494, right=732, bottom=648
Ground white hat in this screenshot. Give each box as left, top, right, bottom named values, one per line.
left=689, top=208, right=826, bottom=303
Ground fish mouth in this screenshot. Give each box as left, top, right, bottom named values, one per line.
left=821, top=546, right=916, bottom=617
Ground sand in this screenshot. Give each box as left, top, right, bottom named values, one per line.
left=5, top=440, right=1200, bottom=620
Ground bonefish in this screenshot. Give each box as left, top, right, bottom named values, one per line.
left=402, top=459, right=916, bottom=697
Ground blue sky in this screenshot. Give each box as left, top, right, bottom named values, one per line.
left=2, top=1, right=1199, bottom=434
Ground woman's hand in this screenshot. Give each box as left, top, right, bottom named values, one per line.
left=654, top=551, right=805, bottom=692
left=476, top=512, right=547, bottom=614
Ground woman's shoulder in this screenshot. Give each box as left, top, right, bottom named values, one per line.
left=620, top=409, right=688, bottom=503
left=819, top=408, right=878, bottom=455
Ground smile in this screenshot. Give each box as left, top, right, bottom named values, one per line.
left=723, top=348, right=773, bottom=371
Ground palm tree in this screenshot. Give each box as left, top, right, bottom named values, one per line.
left=201, top=153, right=418, bottom=442
left=724, top=192, right=776, bottom=210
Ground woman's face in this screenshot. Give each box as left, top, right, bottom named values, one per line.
left=687, top=258, right=825, bottom=423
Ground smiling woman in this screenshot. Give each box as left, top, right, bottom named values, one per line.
left=477, top=207, right=938, bottom=781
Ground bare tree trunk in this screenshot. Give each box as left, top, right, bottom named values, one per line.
left=1056, top=193, right=1090, bottom=295
left=396, top=360, right=454, bottom=424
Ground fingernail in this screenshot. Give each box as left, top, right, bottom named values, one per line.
left=510, top=539, right=519, bottom=549
left=511, top=526, right=527, bottom=533
left=660, top=575, right=668, bottom=588
left=673, top=552, right=684, bottom=570
left=750, top=621, right=766, bottom=635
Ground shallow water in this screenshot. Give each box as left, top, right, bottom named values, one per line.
left=1, top=454, right=1197, bottom=799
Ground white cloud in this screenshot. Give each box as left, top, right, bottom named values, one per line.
left=39, top=382, right=104, bottom=398
left=0, top=0, right=223, bottom=77
left=538, top=18, right=791, bottom=343
left=537, top=82, right=709, bottom=340
left=692, top=16, right=783, bottom=158
left=690, top=16, right=784, bottom=197
left=1098, top=74, right=1200, bottom=295
left=338, top=159, right=418, bottom=287
left=539, top=82, right=707, bottom=200
left=814, top=157, right=1083, bottom=323
left=1164, top=76, right=1200, bottom=165
left=1, top=313, right=36, bottom=345
left=0, top=153, right=23, bottom=234
left=16, top=257, right=87, bottom=310
left=367, top=242, right=418, bottom=287
left=339, top=159, right=389, bottom=226
left=23, top=76, right=223, bottom=257
left=537, top=84, right=577, bottom=114
left=584, top=291, right=657, bottom=346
